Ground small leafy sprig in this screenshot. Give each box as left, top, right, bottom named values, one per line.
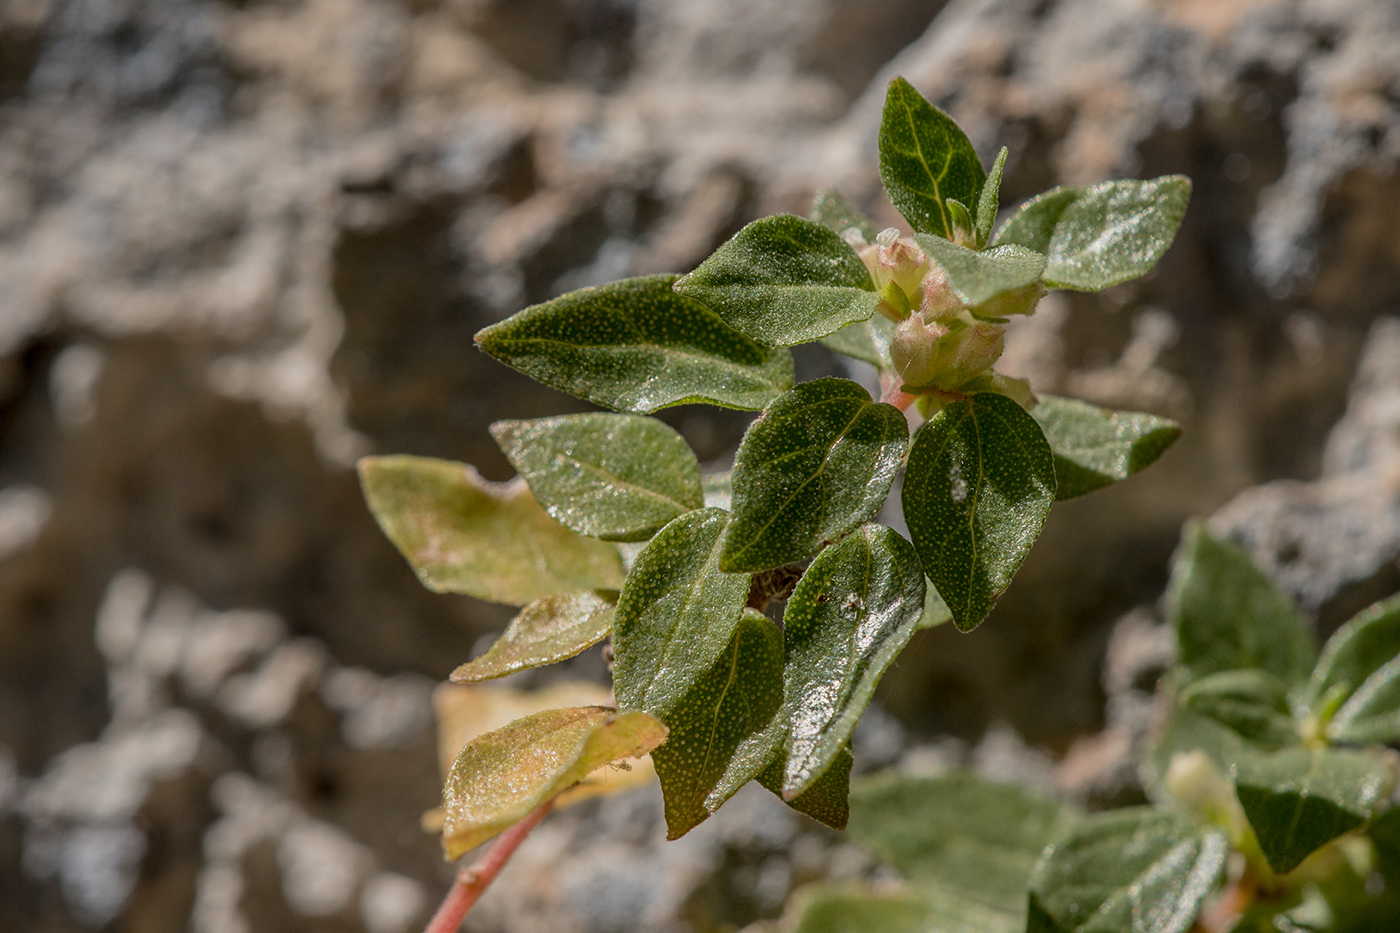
left=358, top=77, right=1190, bottom=877
left=775, top=528, right=1400, bottom=933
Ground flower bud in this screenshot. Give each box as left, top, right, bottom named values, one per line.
left=919, top=266, right=962, bottom=324
left=928, top=318, right=1005, bottom=390
left=890, top=311, right=952, bottom=388
left=1165, top=751, right=1248, bottom=844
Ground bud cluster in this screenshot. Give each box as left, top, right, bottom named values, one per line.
left=844, top=227, right=1041, bottom=409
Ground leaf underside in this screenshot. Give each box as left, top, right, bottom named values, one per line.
left=1031, top=395, right=1182, bottom=500
left=450, top=593, right=615, bottom=684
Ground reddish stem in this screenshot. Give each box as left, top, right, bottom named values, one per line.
left=424, top=798, right=556, bottom=933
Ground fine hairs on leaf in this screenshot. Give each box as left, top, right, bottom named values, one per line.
left=358, top=73, right=1199, bottom=931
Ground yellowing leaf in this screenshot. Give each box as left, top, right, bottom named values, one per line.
left=441, top=706, right=667, bottom=859
left=359, top=455, right=624, bottom=605
left=450, top=593, right=615, bottom=684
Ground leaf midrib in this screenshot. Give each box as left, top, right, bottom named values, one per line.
left=548, top=449, right=695, bottom=515
left=899, top=94, right=955, bottom=235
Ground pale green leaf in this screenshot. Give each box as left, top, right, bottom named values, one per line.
left=848, top=771, right=1075, bottom=915
left=1027, top=808, right=1227, bottom=933
left=1311, top=594, right=1400, bottom=740
left=946, top=198, right=975, bottom=240
left=441, top=706, right=667, bottom=858
left=879, top=77, right=986, bottom=239
left=810, top=188, right=878, bottom=243
left=1329, top=654, right=1400, bottom=745
left=1031, top=395, right=1182, bottom=500
left=779, top=883, right=1020, bottom=933
left=1165, top=524, right=1314, bottom=685
left=674, top=215, right=880, bottom=347
left=358, top=456, right=624, bottom=605
left=450, top=593, right=615, bottom=684
left=902, top=393, right=1056, bottom=632
left=779, top=525, right=926, bottom=798
left=474, top=274, right=793, bottom=412
left=1233, top=744, right=1394, bottom=874
left=721, top=378, right=908, bottom=572
left=975, top=147, right=1007, bottom=247
left=820, top=314, right=897, bottom=368
left=1177, top=670, right=1299, bottom=748
left=613, top=508, right=751, bottom=714
left=995, top=178, right=1192, bottom=291
left=914, top=235, right=1046, bottom=307
left=491, top=413, right=702, bottom=542
left=649, top=610, right=785, bottom=838
left=917, top=577, right=953, bottom=630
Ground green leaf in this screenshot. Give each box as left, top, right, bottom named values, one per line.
left=649, top=610, right=785, bottom=838
left=1311, top=594, right=1400, bottom=740
left=721, top=378, right=908, bottom=572
left=1232, top=745, right=1394, bottom=874
left=878, top=77, right=986, bottom=239
left=995, top=177, right=1192, bottom=291
left=358, top=456, right=624, bottom=605
left=913, top=235, right=1046, bottom=307
left=613, top=508, right=751, bottom=715
left=673, top=215, right=881, bottom=347
left=758, top=741, right=853, bottom=831
left=474, top=274, right=793, bottom=412
left=441, top=706, right=668, bottom=858
left=1031, top=395, right=1182, bottom=500
left=1142, top=702, right=1260, bottom=798
left=1165, top=524, right=1315, bottom=685
left=902, top=393, right=1056, bottom=632
left=491, top=413, right=703, bottom=542
left=778, top=883, right=1020, bottom=933
left=1026, top=808, right=1227, bottom=933
left=820, top=314, right=897, bottom=368
left=779, top=525, right=926, bottom=798
left=946, top=198, right=975, bottom=240
left=810, top=188, right=878, bottom=243
left=1178, top=670, right=1299, bottom=747
left=975, top=147, right=1007, bottom=247
left=917, top=578, right=953, bottom=630
left=451, top=593, right=615, bottom=684
left=848, top=771, right=1074, bottom=915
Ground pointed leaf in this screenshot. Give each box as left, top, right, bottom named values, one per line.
left=674, top=215, right=880, bottom=347
left=1232, top=745, right=1394, bottom=874
left=359, top=456, right=624, bottom=605
left=491, top=413, right=702, bottom=542
left=451, top=593, right=615, bottom=684
left=758, top=741, right=853, bottom=831
left=975, top=147, right=1007, bottom=247
left=820, top=314, right=896, bottom=368
left=946, top=198, right=975, bottom=240
left=902, top=393, right=1056, bottom=632
left=780, top=524, right=926, bottom=797
left=649, top=610, right=785, bottom=838
left=1027, top=808, right=1227, bottom=933
left=1178, top=670, right=1299, bottom=747
left=810, top=188, right=878, bottom=243
left=475, top=274, right=793, bottom=412
left=878, top=77, right=986, bottom=239
left=995, top=177, right=1191, bottom=291
left=613, top=508, right=751, bottom=714
left=914, top=235, right=1046, bottom=307
left=1165, top=524, right=1314, bottom=685
left=721, top=378, right=908, bottom=572
left=1031, top=395, right=1182, bottom=500
left=1328, top=655, right=1400, bottom=745
left=441, top=706, right=667, bottom=858
left=848, top=771, right=1075, bottom=915
left=1311, top=594, right=1400, bottom=715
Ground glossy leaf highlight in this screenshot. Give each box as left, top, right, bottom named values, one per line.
left=450, top=593, right=615, bottom=684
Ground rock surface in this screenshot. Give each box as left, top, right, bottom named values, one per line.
left=1, top=0, right=1399, bottom=929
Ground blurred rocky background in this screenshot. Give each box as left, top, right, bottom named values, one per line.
left=1, top=0, right=1399, bottom=929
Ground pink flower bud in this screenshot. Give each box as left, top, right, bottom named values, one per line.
left=890, top=311, right=951, bottom=388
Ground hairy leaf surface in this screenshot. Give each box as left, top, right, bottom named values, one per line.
left=1178, top=670, right=1299, bottom=748
left=450, top=593, right=615, bottom=684
left=674, top=215, right=880, bottom=347
left=902, top=393, right=1056, bottom=632
left=975, top=147, right=1008, bottom=247
left=1027, top=808, right=1227, bottom=933
left=1166, top=525, right=1314, bottom=684
left=721, top=378, right=907, bottom=572
left=810, top=188, right=878, bottom=242
left=1233, top=745, right=1394, bottom=874
left=914, top=235, right=1045, bottom=307
left=613, top=508, right=751, bottom=715
left=820, top=314, right=896, bottom=368
left=474, top=274, right=792, bottom=412
left=780, top=525, right=926, bottom=798
left=491, top=413, right=702, bottom=542
left=359, top=456, right=624, bottom=605
left=879, top=77, right=985, bottom=239
left=441, top=707, right=667, bottom=858
left=1031, top=395, right=1182, bottom=499
left=649, top=610, right=784, bottom=838
left=1311, top=594, right=1400, bottom=741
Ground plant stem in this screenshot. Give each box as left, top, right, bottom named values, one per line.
left=424, top=798, right=556, bottom=933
